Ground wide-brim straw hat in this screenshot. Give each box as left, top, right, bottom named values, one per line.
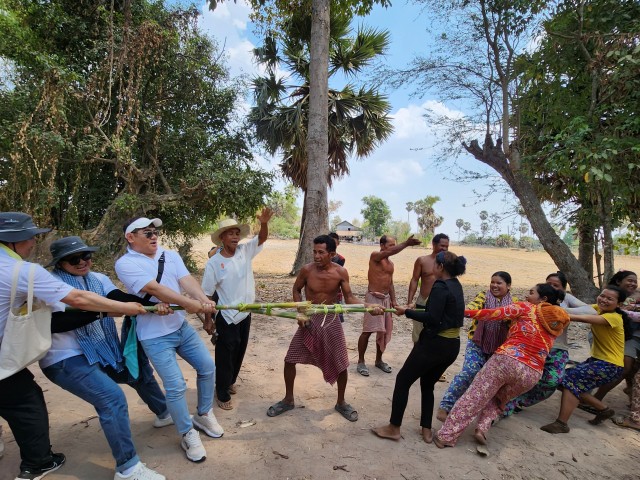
left=211, top=219, right=250, bottom=244
left=47, top=236, right=99, bottom=267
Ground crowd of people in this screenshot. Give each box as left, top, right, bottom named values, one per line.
left=0, top=211, right=638, bottom=479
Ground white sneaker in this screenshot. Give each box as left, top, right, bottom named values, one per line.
left=114, top=462, right=165, bottom=480
left=180, top=429, right=206, bottom=463
left=152, top=414, right=174, bottom=428
left=192, top=409, right=224, bottom=438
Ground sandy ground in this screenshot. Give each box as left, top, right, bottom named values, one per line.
left=2, top=239, right=640, bottom=480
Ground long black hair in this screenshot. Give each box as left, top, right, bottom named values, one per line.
left=535, top=283, right=565, bottom=305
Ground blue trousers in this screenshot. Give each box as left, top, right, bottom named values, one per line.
left=43, top=355, right=167, bottom=472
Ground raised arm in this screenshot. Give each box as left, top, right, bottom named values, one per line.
left=257, top=207, right=273, bottom=246
left=371, top=235, right=421, bottom=262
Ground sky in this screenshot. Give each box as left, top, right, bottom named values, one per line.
left=195, top=0, right=526, bottom=239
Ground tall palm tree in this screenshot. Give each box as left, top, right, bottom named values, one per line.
left=250, top=8, right=394, bottom=272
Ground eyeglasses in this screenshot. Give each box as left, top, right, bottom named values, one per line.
left=64, top=252, right=92, bottom=265
left=136, top=229, right=160, bottom=239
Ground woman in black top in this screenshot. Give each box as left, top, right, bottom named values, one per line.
left=372, top=251, right=466, bottom=443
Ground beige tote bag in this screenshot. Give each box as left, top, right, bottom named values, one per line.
left=0, top=262, right=52, bottom=380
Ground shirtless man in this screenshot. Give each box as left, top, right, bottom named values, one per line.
left=266, top=235, right=383, bottom=422
left=357, top=235, right=421, bottom=376
left=408, top=233, right=450, bottom=343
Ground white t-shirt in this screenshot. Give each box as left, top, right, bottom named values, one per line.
left=201, top=236, right=263, bottom=325
left=40, top=272, right=118, bottom=369
left=115, top=247, right=190, bottom=341
left=0, top=252, right=73, bottom=345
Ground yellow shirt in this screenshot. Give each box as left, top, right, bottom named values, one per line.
left=590, top=305, right=625, bottom=367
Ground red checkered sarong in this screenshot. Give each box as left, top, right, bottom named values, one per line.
left=284, top=313, right=349, bottom=385
left=362, top=291, right=393, bottom=353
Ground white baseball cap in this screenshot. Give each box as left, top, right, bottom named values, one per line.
left=124, top=217, right=163, bottom=235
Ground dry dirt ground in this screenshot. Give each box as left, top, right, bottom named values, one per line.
left=2, top=239, right=640, bottom=480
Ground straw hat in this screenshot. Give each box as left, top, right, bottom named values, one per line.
left=211, top=219, right=250, bottom=244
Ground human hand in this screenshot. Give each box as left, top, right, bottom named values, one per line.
left=296, top=313, right=310, bottom=328
left=365, top=303, right=385, bottom=316
left=120, top=302, right=147, bottom=316
left=394, top=305, right=407, bottom=316
left=155, top=302, right=174, bottom=316
left=203, top=316, right=215, bottom=335
left=257, top=207, right=274, bottom=224
left=405, top=235, right=422, bottom=247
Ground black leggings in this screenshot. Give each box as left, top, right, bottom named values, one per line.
left=390, top=335, right=460, bottom=428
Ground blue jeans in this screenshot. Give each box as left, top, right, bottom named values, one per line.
left=141, top=321, right=215, bottom=435
left=43, top=355, right=140, bottom=472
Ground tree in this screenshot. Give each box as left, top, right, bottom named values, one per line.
left=463, top=222, right=472, bottom=236
left=249, top=6, right=393, bottom=272
left=361, top=195, right=391, bottom=238
left=390, top=0, right=612, bottom=299
left=0, top=0, right=272, bottom=258
left=411, top=196, right=443, bottom=237
left=406, top=202, right=415, bottom=224
left=387, top=219, right=411, bottom=241
left=456, top=218, right=464, bottom=241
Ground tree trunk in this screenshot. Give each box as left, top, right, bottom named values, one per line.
left=463, top=135, right=600, bottom=301
left=577, top=216, right=595, bottom=282
left=598, top=190, right=615, bottom=286
left=290, top=0, right=330, bottom=275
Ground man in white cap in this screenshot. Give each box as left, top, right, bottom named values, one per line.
left=202, top=208, right=273, bottom=410
left=0, top=212, right=146, bottom=480
left=115, top=217, right=222, bottom=463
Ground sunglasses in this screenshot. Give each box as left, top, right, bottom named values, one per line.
left=136, top=229, right=160, bottom=239
left=63, top=252, right=92, bottom=265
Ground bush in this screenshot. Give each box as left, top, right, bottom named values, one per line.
left=269, top=217, right=300, bottom=239
left=496, top=234, right=516, bottom=248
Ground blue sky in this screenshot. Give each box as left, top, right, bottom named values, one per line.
left=194, top=0, right=526, bottom=238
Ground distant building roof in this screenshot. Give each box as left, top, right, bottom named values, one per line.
left=336, top=220, right=361, bottom=232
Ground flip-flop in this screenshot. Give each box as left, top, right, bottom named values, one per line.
left=216, top=398, right=233, bottom=410
left=476, top=445, right=490, bottom=457
left=375, top=361, right=392, bottom=373
left=611, top=415, right=640, bottom=431
left=357, top=363, right=370, bottom=376
left=577, top=403, right=599, bottom=415
left=228, top=384, right=237, bottom=395
left=438, top=374, right=447, bottom=382
left=335, top=403, right=358, bottom=422
left=267, top=401, right=295, bottom=417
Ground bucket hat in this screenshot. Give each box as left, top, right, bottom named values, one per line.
left=0, top=212, right=51, bottom=242
left=47, top=236, right=99, bottom=267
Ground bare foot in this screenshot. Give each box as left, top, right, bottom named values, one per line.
left=422, top=427, right=433, bottom=443
left=473, top=429, right=487, bottom=445
left=371, top=424, right=401, bottom=441
left=436, top=408, right=448, bottom=422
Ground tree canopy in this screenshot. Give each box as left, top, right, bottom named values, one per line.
left=0, top=0, right=272, bottom=256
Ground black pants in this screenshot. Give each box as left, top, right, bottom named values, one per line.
left=390, top=335, right=460, bottom=428
left=215, top=313, right=251, bottom=402
left=0, top=369, right=54, bottom=470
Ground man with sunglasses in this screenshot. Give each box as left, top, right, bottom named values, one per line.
left=116, top=217, right=222, bottom=463
left=41, top=236, right=171, bottom=480
left=0, top=212, right=147, bottom=480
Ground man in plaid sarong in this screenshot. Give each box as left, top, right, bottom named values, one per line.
left=267, top=235, right=384, bottom=422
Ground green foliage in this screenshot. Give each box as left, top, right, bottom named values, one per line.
left=361, top=195, right=390, bottom=238
left=387, top=220, right=411, bottom=241
left=496, top=233, right=516, bottom=248
left=410, top=196, right=443, bottom=237
left=0, top=0, right=272, bottom=259
left=249, top=7, right=393, bottom=191
left=266, top=185, right=301, bottom=238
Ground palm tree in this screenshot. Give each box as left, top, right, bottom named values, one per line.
left=456, top=218, right=464, bottom=241
left=412, top=196, right=443, bottom=237
left=250, top=9, right=393, bottom=272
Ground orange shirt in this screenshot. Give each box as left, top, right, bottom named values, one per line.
left=464, top=302, right=558, bottom=372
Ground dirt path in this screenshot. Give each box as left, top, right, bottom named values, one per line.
left=2, top=239, right=639, bottom=480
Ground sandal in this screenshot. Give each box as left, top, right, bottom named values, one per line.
left=267, top=401, right=295, bottom=417
left=228, top=384, right=237, bottom=395
left=589, top=407, right=615, bottom=425
left=335, top=403, right=358, bottom=422
left=375, top=361, right=392, bottom=373
left=216, top=398, right=233, bottom=410
left=438, top=374, right=447, bottom=382
left=612, top=415, right=640, bottom=431
left=357, top=363, right=369, bottom=377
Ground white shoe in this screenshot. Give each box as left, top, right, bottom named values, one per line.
left=152, top=414, right=174, bottom=428
left=114, top=462, right=165, bottom=480
left=180, top=429, right=206, bottom=463
left=192, top=409, right=224, bottom=438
